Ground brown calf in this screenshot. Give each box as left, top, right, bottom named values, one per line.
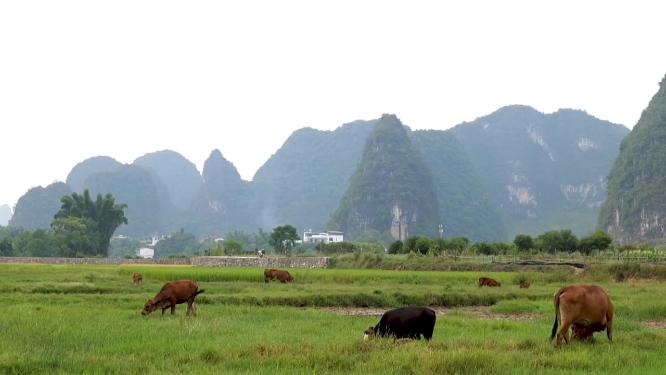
left=551, top=284, right=614, bottom=346
left=132, top=272, right=143, bottom=284
left=142, top=280, right=204, bottom=316
left=264, top=268, right=294, bottom=283
left=478, top=277, right=501, bottom=287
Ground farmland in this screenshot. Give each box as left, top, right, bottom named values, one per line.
left=2, top=264, right=666, bottom=374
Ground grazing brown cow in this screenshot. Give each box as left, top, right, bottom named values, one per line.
left=132, top=272, right=143, bottom=284
left=264, top=268, right=294, bottom=283
left=550, top=285, right=614, bottom=346
left=478, top=277, right=501, bottom=287
left=519, top=281, right=530, bottom=289
left=142, top=280, right=204, bottom=316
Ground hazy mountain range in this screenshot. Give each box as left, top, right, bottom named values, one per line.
left=8, top=105, right=631, bottom=242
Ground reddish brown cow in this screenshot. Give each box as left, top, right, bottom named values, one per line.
left=550, top=285, right=614, bottom=346
left=142, top=280, right=204, bottom=316
left=478, top=277, right=501, bottom=287
left=519, top=281, right=530, bottom=289
left=132, top=272, right=143, bottom=284
left=264, top=268, right=294, bottom=283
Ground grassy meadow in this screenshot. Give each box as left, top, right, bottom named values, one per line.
left=1, top=263, right=666, bottom=374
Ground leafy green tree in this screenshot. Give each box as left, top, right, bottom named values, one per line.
left=513, top=234, right=534, bottom=252
left=436, top=237, right=469, bottom=255
left=269, top=225, right=300, bottom=254
left=579, top=230, right=613, bottom=254
left=51, top=217, right=96, bottom=257
left=404, top=236, right=420, bottom=253
left=155, top=229, right=199, bottom=257
left=388, top=240, right=403, bottom=254
left=415, top=237, right=434, bottom=255
left=223, top=239, right=244, bottom=254
left=559, top=230, right=579, bottom=252
left=13, top=229, right=59, bottom=257
left=0, top=237, right=13, bottom=256
left=55, top=190, right=128, bottom=256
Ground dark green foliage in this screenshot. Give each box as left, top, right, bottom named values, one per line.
left=415, top=237, right=435, bottom=255
left=223, top=229, right=271, bottom=252
left=451, top=105, right=628, bottom=239
left=10, top=182, right=72, bottom=230
left=329, top=114, right=439, bottom=240
left=535, top=229, right=578, bottom=253
left=513, top=234, right=534, bottom=252
left=51, top=217, right=96, bottom=257
left=12, top=229, right=59, bottom=256
left=133, top=150, right=203, bottom=210
left=223, top=239, right=244, bottom=254
left=436, top=237, right=470, bottom=255
left=269, top=225, right=300, bottom=254
left=54, top=190, right=128, bottom=256
left=473, top=241, right=513, bottom=255
left=154, top=229, right=200, bottom=257
left=316, top=241, right=384, bottom=255
left=410, top=130, right=506, bottom=240
left=578, top=230, right=612, bottom=254
left=66, top=156, right=122, bottom=192
left=599, top=75, right=666, bottom=244
left=403, top=236, right=419, bottom=253
left=253, top=120, right=376, bottom=232
left=0, top=237, right=13, bottom=256
left=388, top=240, right=403, bottom=254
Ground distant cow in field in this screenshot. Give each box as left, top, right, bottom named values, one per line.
left=132, top=272, right=143, bottom=284
left=479, top=277, right=501, bottom=287
left=520, top=281, right=530, bottom=289
left=551, top=284, right=614, bottom=346
left=264, top=268, right=294, bottom=283
left=142, top=280, right=204, bottom=316
left=364, top=307, right=436, bottom=341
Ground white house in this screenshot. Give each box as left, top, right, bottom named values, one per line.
left=303, top=230, right=344, bottom=244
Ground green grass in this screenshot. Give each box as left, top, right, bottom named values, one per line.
left=1, top=264, right=666, bottom=373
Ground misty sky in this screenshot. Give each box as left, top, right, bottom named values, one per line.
left=1, top=1, right=665, bottom=208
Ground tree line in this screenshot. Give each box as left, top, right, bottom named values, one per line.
left=386, top=229, right=613, bottom=256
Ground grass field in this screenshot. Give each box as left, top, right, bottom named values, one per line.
left=1, top=264, right=666, bottom=374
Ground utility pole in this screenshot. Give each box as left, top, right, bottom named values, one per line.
left=438, top=224, right=444, bottom=239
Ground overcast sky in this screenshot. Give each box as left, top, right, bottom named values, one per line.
left=1, top=1, right=665, bottom=208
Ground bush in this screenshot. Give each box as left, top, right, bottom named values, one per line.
left=388, top=240, right=403, bottom=254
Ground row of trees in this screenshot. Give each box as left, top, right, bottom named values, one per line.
left=387, top=229, right=613, bottom=256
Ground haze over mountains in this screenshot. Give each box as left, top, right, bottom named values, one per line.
left=7, top=105, right=631, bottom=242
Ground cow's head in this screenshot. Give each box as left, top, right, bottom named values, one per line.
left=142, top=299, right=158, bottom=315
left=364, top=326, right=377, bottom=341
left=572, top=322, right=605, bottom=340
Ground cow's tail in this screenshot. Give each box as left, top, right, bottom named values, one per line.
left=550, top=289, right=562, bottom=340
left=194, top=289, right=205, bottom=296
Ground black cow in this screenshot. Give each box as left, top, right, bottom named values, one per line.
left=364, top=307, right=436, bottom=341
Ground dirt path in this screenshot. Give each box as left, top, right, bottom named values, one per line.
left=643, top=320, right=666, bottom=329
left=320, top=306, right=541, bottom=320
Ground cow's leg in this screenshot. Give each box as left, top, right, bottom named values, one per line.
left=557, top=316, right=573, bottom=346
left=162, top=307, right=167, bottom=315
left=170, top=304, right=176, bottom=315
